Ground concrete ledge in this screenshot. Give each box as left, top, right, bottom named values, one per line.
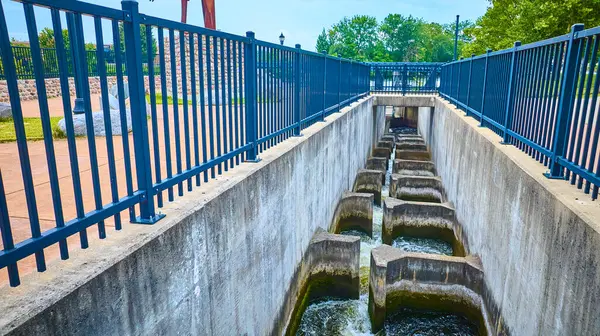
left=390, top=174, right=445, bottom=203
left=330, top=192, right=374, bottom=237
left=395, top=149, right=431, bottom=161
left=284, top=229, right=360, bottom=335
left=393, top=159, right=436, bottom=176
left=373, top=95, right=436, bottom=107
left=369, top=245, right=487, bottom=333
left=366, top=157, right=388, bottom=184
left=353, top=169, right=384, bottom=205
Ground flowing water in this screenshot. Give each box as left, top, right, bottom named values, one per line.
left=296, top=127, right=477, bottom=336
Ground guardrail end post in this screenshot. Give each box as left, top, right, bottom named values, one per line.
left=244, top=31, right=261, bottom=162
left=122, top=0, right=164, bottom=224
left=292, top=43, right=303, bottom=137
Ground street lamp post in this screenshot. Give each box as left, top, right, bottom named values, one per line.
left=279, top=33, right=285, bottom=46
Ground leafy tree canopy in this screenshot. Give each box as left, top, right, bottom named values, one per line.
left=462, top=0, right=600, bottom=56
left=317, top=14, right=471, bottom=62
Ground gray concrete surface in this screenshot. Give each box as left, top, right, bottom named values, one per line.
left=374, top=95, right=435, bottom=108
left=330, top=192, right=374, bottom=237
left=353, top=169, right=384, bottom=205
left=395, top=149, right=432, bottom=161
left=390, top=174, right=445, bottom=203
left=366, top=157, right=388, bottom=183
left=0, top=96, right=385, bottom=336
left=369, top=245, right=487, bottom=333
left=393, top=159, right=436, bottom=176
left=419, top=97, right=600, bottom=335
left=382, top=198, right=456, bottom=245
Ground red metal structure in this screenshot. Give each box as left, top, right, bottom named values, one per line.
left=150, top=0, right=215, bottom=28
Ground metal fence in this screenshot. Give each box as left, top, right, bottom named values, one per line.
left=0, top=0, right=370, bottom=287
left=439, top=24, right=600, bottom=201
left=369, top=62, right=442, bottom=94
left=0, top=45, right=158, bottom=79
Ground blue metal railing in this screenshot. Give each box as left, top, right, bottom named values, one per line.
left=369, top=62, right=442, bottom=94
left=439, top=24, right=600, bottom=201
left=0, top=0, right=370, bottom=287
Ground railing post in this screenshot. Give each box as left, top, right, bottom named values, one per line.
left=466, top=54, right=474, bottom=116
left=456, top=58, right=462, bottom=103
left=402, top=64, right=407, bottom=96
left=545, top=24, right=585, bottom=179
left=338, top=57, right=342, bottom=110
left=244, top=31, right=260, bottom=161
left=375, top=66, right=382, bottom=91
left=121, top=0, right=164, bottom=224
left=501, top=41, right=521, bottom=144
left=293, top=44, right=302, bottom=136
left=321, top=51, right=327, bottom=121
left=479, top=49, right=491, bottom=127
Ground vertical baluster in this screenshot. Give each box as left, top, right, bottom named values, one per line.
left=189, top=33, right=200, bottom=185
left=180, top=31, right=192, bottom=190
left=52, top=9, right=85, bottom=250
left=232, top=40, right=240, bottom=162
left=158, top=28, right=174, bottom=202
left=94, top=16, right=121, bottom=232
left=227, top=40, right=234, bottom=167
left=214, top=37, right=222, bottom=171
left=219, top=38, right=228, bottom=168
left=114, top=20, right=136, bottom=216
left=198, top=35, right=209, bottom=181
left=206, top=36, right=216, bottom=177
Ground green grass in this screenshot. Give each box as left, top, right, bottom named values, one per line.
left=0, top=117, right=65, bottom=143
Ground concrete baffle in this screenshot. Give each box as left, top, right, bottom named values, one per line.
left=390, top=174, right=445, bottom=203
left=285, top=228, right=361, bottom=334
left=353, top=169, right=384, bottom=205
left=382, top=198, right=465, bottom=255
left=393, top=159, right=436, bottom=177
left=366, top=157, right=388, bottom=184
left=369, top=245, right=485, bottom=333
left=372, top=146, right=392, bottom=159
left=330, top=192, right=374, bottom=237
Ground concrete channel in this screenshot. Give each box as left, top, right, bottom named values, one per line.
left=291, top=125, right=490, bottom=335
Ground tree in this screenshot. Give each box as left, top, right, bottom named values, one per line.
left=380, top=14, right=423, bottom=62
left=316, top=15, right=471, bottom=62
left=118, top=24, right=158, bottom=60
left=462, top=0, right=600, bottom=57
left=316, top=29, right=331, bottom=54
left=327, top=15, right=381, bottom=61
left=38, top=28, right=70, bottom=49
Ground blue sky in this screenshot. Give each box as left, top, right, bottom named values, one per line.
left=3, top=0, right=489, bottom=51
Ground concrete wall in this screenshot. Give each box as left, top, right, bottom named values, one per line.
left=0, top=96, right=385, bottom=336
left=418, top=97, right=600, bottom=335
